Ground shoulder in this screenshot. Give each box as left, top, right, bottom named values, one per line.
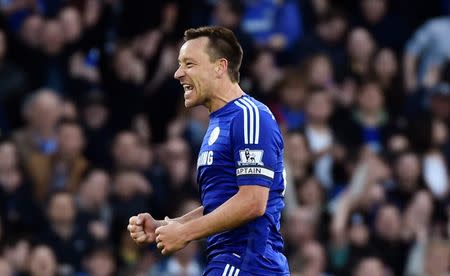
left=419, top=17, right=449, bottom=31
left=232, top=96, right=276, bottom=121
left=230, top=96, right=281, bottom=144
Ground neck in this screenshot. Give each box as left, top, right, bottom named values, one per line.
left=52, top=222, right=74, bottom=239
left=32, top=126, right=55, bottom=139
left=206, top=81, right=244, bottom=113
left=360, top=110, right=382, bottom=125
left=308, top=120, right=328, bottom=129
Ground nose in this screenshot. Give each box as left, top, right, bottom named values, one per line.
left=174, top=66, right=184, bottom=80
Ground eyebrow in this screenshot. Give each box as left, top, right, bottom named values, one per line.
left=178, top=57, right=195, bottom=63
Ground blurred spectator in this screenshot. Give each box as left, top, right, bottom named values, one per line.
left=354, top=0, right=409, bottom=52
left=28, top=245, right=58, bottom=276
left=284, top=131, right=311, bottom=184
left=2, top=236, right=30, bottom=275
left=404, top=16, right=450, bottom=92
left=59, top=6, right=83, bottom=52
left=105, top=47, right=147, bottom=131
left=78, top=244, right=117, bottom=276
left=247, top=49, right=283, bottom=102
left=12, top=88, right=62, bottom=159
left=352, top=257, right=386, bottom=276
left=158, top=137, right=197, bottom=216
left=9, top=14, right=46, bottom=90
left=370, top=204, right=411, bottom=275
left=0, top=257, right=13, bottom=276
left=289, top=240, right=327, bottom=276
left=297, top=7, right=348, bottom=71
left=334, top=81, right=394, bottom=153
left=371, top=48, right=404, bottom=118
left=304, top=87, right=335, bottom=189
left=211, top=0, right=255, bottom=72
left=110, top=170, right=151, bottom=243
left=241, top=0, right=302, bottom=53
left=38, top=192, right=93, bottom=274
left=271, top=68, right=306, bottom=131
left=0, top=29, right=28, bottom=132
left=149, top=199, right=203, bottom=276
left=406, top=237, right=450, bottom=276
left=111, top=131, right=142, bottom=171
left=26, top=120, right=88, bottom=203
left=76, top=168, right=112, bottom=242
left=284, top=207, right=319, bottom=258
left=80, top=91, right=113, bottom=168
left=301, top=53, right=336, bottom=89
left=344, top=27, right=377, bottom=82
left=0, top=140, right=38, bottom=236
left=386, top=151, right=424, bottom=210
left=40, top=20, right=68, bottom=92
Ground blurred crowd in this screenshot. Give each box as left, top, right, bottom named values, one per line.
left=0, top=0, right=450, bottom=275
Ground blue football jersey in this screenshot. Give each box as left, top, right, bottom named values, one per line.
left=196, top=94, right=289, bottom=275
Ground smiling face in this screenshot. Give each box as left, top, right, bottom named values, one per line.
left=174, top=37, right=218, bottom=109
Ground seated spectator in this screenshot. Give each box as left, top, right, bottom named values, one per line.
left=290, top=240, right=328, bottom=276
left=334, top=81, right=394, bottom=153
left=355, top=0, right=409, bottom=52
left=371, top=48, right=404, bottom=118
left=28, top=245, right=57, bottom=276
left=370, top=204, right=411, bottom=275
left=270, top=68, right=307, bottom=132
left=2, top=236, right=30, bottom=275
left=149, top=199, right=203, bottom=276
left=38, top=192, right=93, bottom=274
left=0, top=29, right=28, bottom=132
left=247, top=48, right=284, bottom=102
left=0, top=140, right=38, bottom=236
left=296, top=7, right=348, bottom=71
left=12, top=88, right=62, bottom=160
left=0, top=257, right=13, bottom=276
left=284, top=131, right=311, bottom=184
left=386, top=151, right=425, bottom=210
left=26, top=120, right=88, bottom=203
left=110, top=170, right=151, bottom=243
left=343, top=28, right=377, bottom=83
left=352, top=257, right=387, bottom=276
left=76, top=168, right=112, bottom=242
left=78, top=244, right=117, bottom=276
left=304, top=87, right=335, bottom=189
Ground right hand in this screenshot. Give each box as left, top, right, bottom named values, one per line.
left=127, top=213, right=159, bottom=244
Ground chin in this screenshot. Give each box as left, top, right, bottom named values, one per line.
left=184, top=99, right=198, bottom=109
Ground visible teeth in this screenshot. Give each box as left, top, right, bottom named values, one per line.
left=183, top=84, right=193, bottom=90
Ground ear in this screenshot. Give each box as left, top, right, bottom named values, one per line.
left=215, top=58, right=228, bottom=78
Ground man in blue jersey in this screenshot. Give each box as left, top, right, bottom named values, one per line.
left=127, top=26, right=289, bottom=275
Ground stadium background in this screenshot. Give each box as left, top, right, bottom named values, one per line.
left=0, top=0, right=450, bottom=275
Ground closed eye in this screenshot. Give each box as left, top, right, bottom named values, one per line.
left=186, top=63, right=194, bottom=68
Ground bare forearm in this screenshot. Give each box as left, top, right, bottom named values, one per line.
left=404, top=53, right=418, bottom=91
left=174, top=206, right=204, bottom=224
left=182, top=191, right=265, bottom=242
left=157, top=206, right=204, bottom=227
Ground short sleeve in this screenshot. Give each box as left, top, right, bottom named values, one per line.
left=405, top=20, right=435, bottom=55
left=232, top=99, right=281, bottom=188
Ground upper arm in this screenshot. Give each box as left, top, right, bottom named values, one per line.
left=237, top=185, right=269, bottom=214
left=232, top=100, right=282, bottom=188
left=406, top=20, right=435, bottom=55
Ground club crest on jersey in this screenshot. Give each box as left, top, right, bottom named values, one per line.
left=208, top=127, right=220, bottom=145
left=238, top=148, right=264, bottom=166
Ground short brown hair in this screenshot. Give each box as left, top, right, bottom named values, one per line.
left=184, top=26, right=243, bottom=83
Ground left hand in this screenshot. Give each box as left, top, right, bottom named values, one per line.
left=155, top=218, right=189, bottom=255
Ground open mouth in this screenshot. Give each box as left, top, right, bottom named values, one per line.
left=182, top=83, right=194, bottom=93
